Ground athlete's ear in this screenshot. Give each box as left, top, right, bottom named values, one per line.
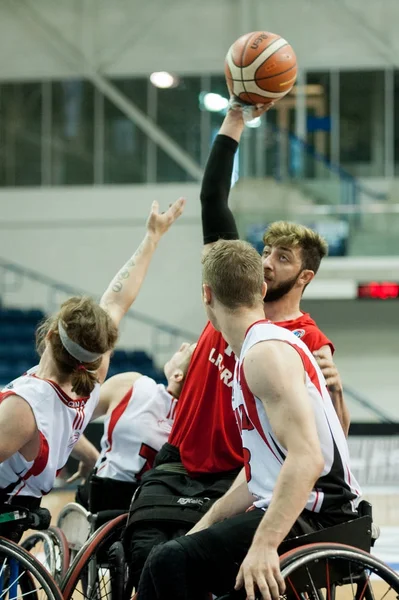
left=172, top=369, right=184, bottom=383
left=202, top=283, right=212, bottom=305
left=298, top=269, right=314, bottom=287
left=261, top=281, right=267, bottom=300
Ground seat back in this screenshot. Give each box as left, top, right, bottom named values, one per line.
left=279, top=515, right=372, bottom=556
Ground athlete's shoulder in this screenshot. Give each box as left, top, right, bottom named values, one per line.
left=282, top=313, right=334, bottom=354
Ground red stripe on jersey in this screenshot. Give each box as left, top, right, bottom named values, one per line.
left=284, top=342, right=323, bottom=396
left=0, top=391, right=17, bottom=403
left=22, top=432, right=50, bottom=479
left=31, top=375, right=90, bottom=407
left=106, top=388, right=132, bottom=453
left=240, top=364, right=283, bottom=465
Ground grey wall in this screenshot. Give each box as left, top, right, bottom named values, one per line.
left=0, top=0, right=399, bottom=81
left=302, top=300, right=399, bottom=422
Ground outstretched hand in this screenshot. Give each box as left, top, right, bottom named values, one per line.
left=146, top=197, right=186, bottom=240
left=229, top=95, right=276, bottom=122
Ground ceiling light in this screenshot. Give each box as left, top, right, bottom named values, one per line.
left=150, top=72, right=178, bottom=89
left=201, top=92, right=229, bottom=112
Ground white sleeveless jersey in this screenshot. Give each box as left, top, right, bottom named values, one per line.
left=232, top=321, right=361, bottom=514
left=0, top=366, right=99, bottom=499
left=95, top=376, right=177, bottom=482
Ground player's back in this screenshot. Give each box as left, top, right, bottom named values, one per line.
left=234, top=321, right=360, bottom=515
left=0, top=367, right=99, bottom=499
left=169, top=322, right=242, bottom=476
left=96, top=376, right=177, bottom=482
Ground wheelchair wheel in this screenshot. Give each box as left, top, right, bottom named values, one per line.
left=22, top=531, right=57, bottom=580
left=0, top=536, right=64, bottom=600
left=280, top=542, right=399, bottom=600
left=61, top=514, right=127, bottom=600
left=48, top=527, right=70, bottom=581
left=22, top=527, right=70, bottom=584
left=56, top=503, right=91, bottom=562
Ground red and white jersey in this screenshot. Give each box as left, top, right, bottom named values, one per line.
left=0, top=366, right=99, bottom=499
left=233, top=321, right=361, bottom=515
left=96, top=376, right=177, bottom=482
left=170, top=314, right=333, bottom=477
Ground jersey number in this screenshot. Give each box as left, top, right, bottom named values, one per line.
left=136, top=443, right=158, bottom=480
left=243, top=447, right=252, bottom=482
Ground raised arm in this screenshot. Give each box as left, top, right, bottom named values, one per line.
left=236, top=341, right=324, bottom=600
left=201, top=111, right=244, bottom=250
left=101, top=198, right=185, bottom=327
left=202, top=104, right=275, bottom=252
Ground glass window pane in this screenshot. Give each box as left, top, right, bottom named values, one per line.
left=0, top=83, right=42, bottom=186
left=104, top=78, right=147, bottom=184
left=393, top=71, right=399, bottom=174
left=51, top=80, right=94, bottom=185
left=300, top=72, right=331, bottom=179
left=339, top=71, right=384, bottom=176
left=156, top=77, right=201, bottom=182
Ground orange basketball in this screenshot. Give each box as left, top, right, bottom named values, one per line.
left=224, top=31, right=297, bottom=105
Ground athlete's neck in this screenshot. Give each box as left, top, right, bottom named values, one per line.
left=218, top=307, right=265, bottom=357
left=263, top=294, right=303, bottom=323
left=35, top=347, right=69, bottom=385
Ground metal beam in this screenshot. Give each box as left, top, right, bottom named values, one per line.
left=6, top=0, right=203, bottom=181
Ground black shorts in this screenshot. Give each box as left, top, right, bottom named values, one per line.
left=123, top=443, right=240, bottom=587
left=136, top=508, right=358, bottom=599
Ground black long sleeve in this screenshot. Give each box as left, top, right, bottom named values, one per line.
left=200, top=134, right=240, bottom=245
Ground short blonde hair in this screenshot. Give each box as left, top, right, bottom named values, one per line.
left=202, top=240, right=264, bottom=310
left=263, top=221, right=328, bottom=274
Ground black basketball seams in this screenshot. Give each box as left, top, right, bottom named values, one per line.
left=254, top=63, right=297, bottom=82
left=239, top=33, right=255, bottom=99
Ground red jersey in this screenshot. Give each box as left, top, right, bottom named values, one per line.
left=169, top=313, right=333, bottom=476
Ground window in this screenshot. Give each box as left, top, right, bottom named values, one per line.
left=104, top=78, right=148, bottom=183
left=339, top=71, right=384, bottom=176
left=0, top=83, right=42, bottom=186
left=156, top=77, right=201, bottom=182
left=51, top=80, right=94, bottom=185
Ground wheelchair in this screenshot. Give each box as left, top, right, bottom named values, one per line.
left=0, top=505, right=64, bottom=600
left=217, top=501, right=399, bottom=600
left=60, top=500, right=399, bottom=600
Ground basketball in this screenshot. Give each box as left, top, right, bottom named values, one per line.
left=224, top=31, right=297, bottom=105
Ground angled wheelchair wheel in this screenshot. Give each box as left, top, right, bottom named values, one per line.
left=280, top=542, right=399, bottom=600
left=0, top=536, right=64, bottom=600
left=22, top=531, right=57, bottom=580
left=61, top=513, right=127, bottom=600
left=56, top=502, right=91, bottom=562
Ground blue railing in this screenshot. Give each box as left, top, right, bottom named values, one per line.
left=0, top=258, right=198, bottom=356
left=270, top=124, right=388, bottom=211
left=343, top=386, right=396, bottom=424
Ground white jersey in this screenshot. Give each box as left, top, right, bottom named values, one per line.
left=232, top=321, right=361, bottom=515
left=0, top=366, right=99, bottom=499
left=95, top=376, right=177, bottom=482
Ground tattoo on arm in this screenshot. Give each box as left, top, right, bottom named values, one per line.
left=111, top=241, right=146, bottom=294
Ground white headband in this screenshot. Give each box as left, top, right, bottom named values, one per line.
left=58, top=321, right=102, bottom=363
